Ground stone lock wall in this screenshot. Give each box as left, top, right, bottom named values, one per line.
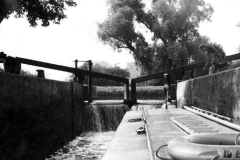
left=0, top=72, right=83, bottom=160
left=177, top=67, right=240, bottom=120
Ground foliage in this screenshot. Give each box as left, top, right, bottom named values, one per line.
left=71, top=61, right=130, bottom=86
left=210, top=43, right=225, bottom=53
left=0, top=66, right=36, bottom=77
left=185, top=35, right=210, bottom=62
left=98, top=0, right=213, bottom=74
left=20, top=70, right=36, bottom=77
left=152, top=42, right=189, bottom=72
left=125, top=62, right=141, bottom=78
left=0, top=0, right=76, bottom=26
left=151, top=0, right=213, bottom=44
left=94, top=86, right=165, bottom=100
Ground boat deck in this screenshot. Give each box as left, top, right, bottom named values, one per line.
left=102, top=107, right=238, bottom=160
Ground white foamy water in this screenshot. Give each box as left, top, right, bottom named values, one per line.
left=46, top=132, right=115, bottom=160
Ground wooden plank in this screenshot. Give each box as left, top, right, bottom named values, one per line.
left=17, top=57, right=128, bottom=83
left=227, top=53, right=240, bottom=61
left=132, top=53, right=240, bottom=83
left=88, top=60, right=93, bottom=103
left=124, top=81, right=130, bottom=104
left=131, top=81, right=137, bottom=104
left=132, top=68, right=182, bottom=83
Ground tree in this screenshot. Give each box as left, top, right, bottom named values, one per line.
left=0, top=0, right=76, bottom=26
left=0, top=66, right=36, bottom=77
left=126, top=62, right=140, bottom=78
left=98, top=0, right=213, bottom=74
left=70, top=61, right=130, bottom=86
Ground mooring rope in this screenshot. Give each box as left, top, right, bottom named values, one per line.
left=156, top=144, right=171, bottom=160
left=235, top=132, right=240, bottom=145
left=211, top=155, right=220, bottom=160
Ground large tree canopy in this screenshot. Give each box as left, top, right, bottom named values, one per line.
left=98, top=0, right=214, bottom=74
left=0, top=0, right=76, bottom=26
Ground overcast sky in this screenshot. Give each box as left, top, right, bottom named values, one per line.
left=0, top=0, right=240, bottom=81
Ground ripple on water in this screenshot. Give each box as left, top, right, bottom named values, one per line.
left=46, top=131, right=115, bottom=160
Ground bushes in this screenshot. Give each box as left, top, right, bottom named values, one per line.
left=93, top=86, right=165, bottom=100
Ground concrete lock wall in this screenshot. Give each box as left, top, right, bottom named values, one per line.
left=177, top=67, right=240, bottom=121
left=0, top=72, right=83, bottom=160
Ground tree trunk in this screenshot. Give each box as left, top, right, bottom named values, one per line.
left=126, top=42, right=136, bottom=52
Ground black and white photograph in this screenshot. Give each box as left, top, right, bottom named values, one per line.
left=1, top=0, right=240, bottom=159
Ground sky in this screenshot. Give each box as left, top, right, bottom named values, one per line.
left=0, top=0, right=240, bottom=81
left=199, top=0, right=240, bottom=55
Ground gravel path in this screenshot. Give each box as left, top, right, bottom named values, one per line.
left=46, top=132, right=115, bottom=160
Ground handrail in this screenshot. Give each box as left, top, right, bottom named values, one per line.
left=191, top=106, right=233, bottom=123
left=132, top=53, right=240, bottom=83
left=183, top=106, right=239, bottom=131
left=17, top=57, right=129, bottom=84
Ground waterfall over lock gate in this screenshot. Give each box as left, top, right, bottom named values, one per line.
left=82, top=103, right=130, bottom=132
